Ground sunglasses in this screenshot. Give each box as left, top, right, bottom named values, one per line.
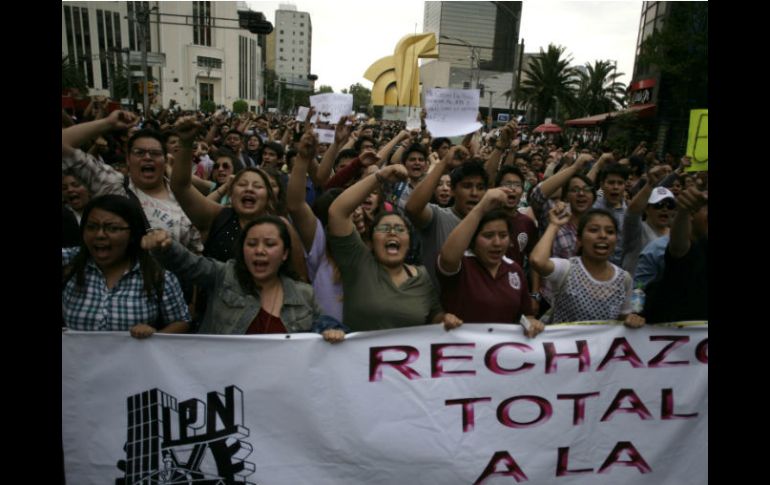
left=213, top=163, right=231, bottom=169
left=650, top=200, right=676, bottom=210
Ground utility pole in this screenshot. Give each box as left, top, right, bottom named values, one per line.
left=514, top=38, right=524, bottom=117
left=137, top=3, right=151, bottom=117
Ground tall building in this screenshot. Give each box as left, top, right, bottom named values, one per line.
left=273, top=4, right=313, bottom=91
left=629, top=1, right=707, bottom=155
left=421, top=1, right=522, bottom=120
left=62, top=1, right=267, bottom=112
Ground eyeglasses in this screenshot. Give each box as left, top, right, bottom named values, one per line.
left=84, top=223, right=131, bottom=234
left=373, top=224, right=408, bottom=234
left=500, top=181, right=523, bottom=189
left=131, top=148, right=165, bottom=159
left=650, top=200, right=676, bottom=210
left=569, top=186, right=592, bottom=194
left=213, top=163, right=231, bottom=169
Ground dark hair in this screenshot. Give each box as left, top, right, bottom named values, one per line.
left=127, top=129, right=166, bottom=156
left=312, top=188, right=344, bottom=228
left=470, top=209, right=512, bottom=253
left=495, top=165, right=525, bottom=188
left=577, top=208, right=619, bottom=239
left=230, top=167, right=278, bottom=215
left=260, top=141, right=284, bottom=160
left=402, top=143, right=428, bottom=162
left=371, top=207, right=422, bottom=265
left=598, top=164, right=630, bottom=185
left=234, top=215, right=298, bottom=294
left=450, top=160, right=489, bottom=189
left=334, top=148, right=359, bottom=168
left=260, top=165, right=288, bottom=216
left=431, top=137, right=451, bottom=152
left=354, top=135, right=376, bottom=153
left=65, top=195, right=164, bottom=301
left=561, top=174, right=596, bottom=203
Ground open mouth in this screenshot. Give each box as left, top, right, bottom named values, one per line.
left=241, top=195, right=257, bottom=208
left=385, top=240, right=401, bottom=255
left=140, top=164, right=157, bottom=176
left=593, top=243, right=610, bottom=253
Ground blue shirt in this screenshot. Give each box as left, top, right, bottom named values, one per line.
left=633, top=236, right=669, bottom=288
left=62, top=248, right=190, bottom=331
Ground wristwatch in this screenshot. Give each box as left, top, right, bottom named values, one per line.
left=530, top=292, right=542, bottom=303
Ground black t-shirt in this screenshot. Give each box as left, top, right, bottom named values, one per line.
left=644, top=238, right=708, bottom=323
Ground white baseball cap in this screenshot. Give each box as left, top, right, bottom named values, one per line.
left=648, top=187, right=675, bottom=205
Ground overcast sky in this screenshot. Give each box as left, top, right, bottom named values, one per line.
left=247, top=0, right=644, bottom=92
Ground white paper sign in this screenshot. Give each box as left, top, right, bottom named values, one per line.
left=406, top=107, right=422, bottom=131
left=296, top=106, right=318, bottom=123
left=63, top=323, right=708, bottom=485
left=425, top=88, right=483, bottom=137
left=309, top=93, right=353, bottom=124
left=316, top=128, right=335, bottom=144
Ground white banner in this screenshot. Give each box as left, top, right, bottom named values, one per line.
left=63, top=324, right=708, bottom=485
left=309, top=93, right=354, bottom=124
left=425, top=88, right=483, bottom=137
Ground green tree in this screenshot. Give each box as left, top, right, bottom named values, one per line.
left=233, top=99, right=249, bottom=114
left=62, top=55, right=88, bottom=95
left=200, top=99, right=216, bottom=114
left=343, top=83, right=372, bottom=115
left=517, top=44, right=579, bottom=124
left=317, top=85, right=334, bottom=94
left=574, top=60, right=627, bottom=117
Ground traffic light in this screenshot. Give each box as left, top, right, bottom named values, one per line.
left=238, top=11, right=273, bottom=34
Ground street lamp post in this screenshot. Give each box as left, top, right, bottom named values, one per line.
left=440, top=35, right=481, bottom=89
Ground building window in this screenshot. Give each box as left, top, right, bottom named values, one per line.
left=200, top=82, right=214, bottom=106
left=193, top=1, right=212, bottom=47
left=128, top=2, right=152, bottom=51
left=300, top=32, right=304, bottom=36
left=63, top=5, right=95, bottom=88
left=197, top=56, right=222, bottom=69
left=239, top=36, right=247, bottom=98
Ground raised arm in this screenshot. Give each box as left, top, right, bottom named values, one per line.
left=328, top=164, right=408, bottom=237
left=438, top=188, right=509, bottom=274
left=540, top=153, right=593, bottom=198
left=62, top=110, right=138, bottom=156
left=377, top=129, right=411, bottom=166
left=287, top=130, right=320, bottom=251
left=405, top=146, right=469, bottom=228
left=669, top=187, right=707, bottom=258
left=169, top=116, right=223, bottom=234
left=586, top=152, right=614, bottom=184
left=315, top=115, right=353, bottom=186
left=529, top=202, right=571, bottom=277
left=485, top=121, right=517, bottom=183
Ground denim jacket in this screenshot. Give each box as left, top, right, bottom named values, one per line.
left=154, top=240, right=322, bottom=335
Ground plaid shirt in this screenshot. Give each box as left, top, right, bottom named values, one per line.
left=529, top=183, right=579, bottom=259
left=62, top=248, right=190, bottom=331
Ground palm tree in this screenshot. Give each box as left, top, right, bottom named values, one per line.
left=515, top=44, right=579, bottom=124
left=574, top=60, right=627, bottom=117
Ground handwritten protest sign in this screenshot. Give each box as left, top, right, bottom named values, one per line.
left=296, top=106, right=318, bottom=123
left=316, top=129, right=335, bottom=144
left=310, top=93, right=353, bottom=124
left=685, top=109, right=708, bottom=172
left=425, top=88, right=482, bottom=137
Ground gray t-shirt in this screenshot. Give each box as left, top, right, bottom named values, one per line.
left=416, top=204, right=462, bottom=289
left=328, top=230, right=442, bottom=331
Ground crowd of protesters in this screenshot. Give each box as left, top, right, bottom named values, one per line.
left=62, top=98, right=708, bottom=341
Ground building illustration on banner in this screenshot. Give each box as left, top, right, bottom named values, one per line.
left=115, top=385, right=256, bottom=485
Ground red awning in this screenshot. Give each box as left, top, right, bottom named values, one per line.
left=565, top=104, right=656, bottom=127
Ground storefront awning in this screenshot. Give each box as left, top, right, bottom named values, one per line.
left=565, top=103, right=656, bottom=127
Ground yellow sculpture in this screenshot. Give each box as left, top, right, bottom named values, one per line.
left=364, top=33, right=438, bottom=107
